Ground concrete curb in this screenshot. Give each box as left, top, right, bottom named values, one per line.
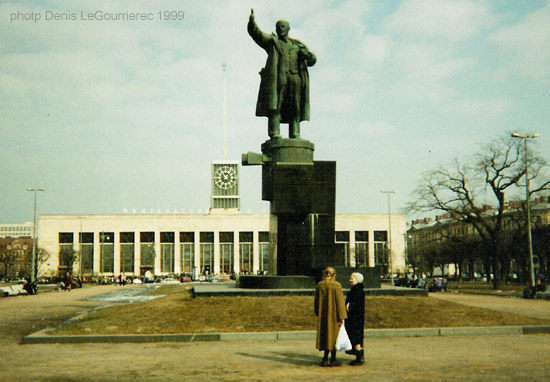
left=365, top=328, right=440, bottom=338
left=22, top=325, right=550, bottom=345
left=439, top=326, right=523, bottom=336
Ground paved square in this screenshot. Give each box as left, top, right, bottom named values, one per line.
left=2, top=285, right=549, bottom=381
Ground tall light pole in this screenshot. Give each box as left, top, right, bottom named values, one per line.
left=381, top=190, right=396, bottom=286
left=27, top=188, right=45, bottom=282
left=511, top=133, right=539, bottom=288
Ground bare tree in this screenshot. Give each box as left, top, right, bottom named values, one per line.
left=407, top=240, right=433, bottom=276
left=23, top=247, right=50, bottom=280
left=409, top=133, right=549, bottom=290
left=36, top=248, right=50, bottom=279
left=0, top=245, right=18, bottom=281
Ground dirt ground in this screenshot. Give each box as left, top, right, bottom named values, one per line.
left=1, top=286, right=550, bottom=382
left=52, top=285, right=550, bottom=335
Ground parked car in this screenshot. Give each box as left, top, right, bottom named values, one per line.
left=161, top=277, right=180, bottom=284
left=1, top=284, right=28, bottom=297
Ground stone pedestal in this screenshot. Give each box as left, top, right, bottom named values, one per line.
left=243, top=138, right=340, bottom=278
left=237, top=275, right=316, bottom=289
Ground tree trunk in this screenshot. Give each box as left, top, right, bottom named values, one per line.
left=484, top=258, right=491, bottom=284
left=4, top=264, right=10, bottom=282
left=491, top=256, right=504, bottom=290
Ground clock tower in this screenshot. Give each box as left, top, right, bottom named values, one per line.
left=210, top=161, right=241, bottom=213
left=209, top=64, right=241, bottom=214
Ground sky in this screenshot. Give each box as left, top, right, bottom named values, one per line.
left=1, top=0, right=549, bottom=224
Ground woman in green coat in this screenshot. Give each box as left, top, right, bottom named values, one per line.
left=314, top=267, right=347, bottom=367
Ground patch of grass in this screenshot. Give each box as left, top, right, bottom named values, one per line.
left=54, top=287, right=550, bottom=335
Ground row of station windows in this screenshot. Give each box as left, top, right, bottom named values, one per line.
left=58, top=231, right=270, bottom=275
left=57, top=230, right=388, bottom=275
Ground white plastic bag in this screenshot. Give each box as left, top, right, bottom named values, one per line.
left=335, top=324, right=352, bottom=351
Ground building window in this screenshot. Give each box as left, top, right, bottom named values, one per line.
left=374, top=230, right=387, bottom=242
left=374, top=230, right=388, bottom=273
left=354, top=231, right=368, bottom=267
left=180, top=232, right=194, bottom=275
left=160, top=232, right=174, bottom=273
left=59, top=232, right=73, bottom=244
left=140, top=232, right=155, bottom=273
left=200, top=232, right=214, bottom=275
left=335, top=231, right=350, bottom=267
left=119, top=232, right=134, bottom=274
left=59, top=233, right=74, bottom=271
left=219, top=232, right=234, bottom=274
left=79, top=232, right=94, bottom=275
left=100, top=232, right=114, bottom=273
left=239, top=232, right=253, bottom=274
left=259, top=231, right=269, bottom=273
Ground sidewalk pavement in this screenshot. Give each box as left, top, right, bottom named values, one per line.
left=2, top=285, right=550, bottom=381
left=5, top=328, right=550, bottom=381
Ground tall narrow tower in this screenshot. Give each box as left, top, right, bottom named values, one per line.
left=210, top=63, right=241, bottom=214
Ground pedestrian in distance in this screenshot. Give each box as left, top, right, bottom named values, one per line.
left=345, top=272, right=365, bottom=365
left=64, top=271, right=72, bottom=292
left=314, top=266, right=347, bottom=367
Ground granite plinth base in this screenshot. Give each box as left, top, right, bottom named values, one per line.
left=237, top=275, right=316, bottom=289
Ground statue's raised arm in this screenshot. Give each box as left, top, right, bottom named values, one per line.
left=247, top=10, right=316, bottom=140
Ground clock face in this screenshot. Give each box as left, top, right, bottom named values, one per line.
left=214, top=166, right=237, bottom=190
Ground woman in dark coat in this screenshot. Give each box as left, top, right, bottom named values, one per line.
left=345, top=272, right=365, bottom=365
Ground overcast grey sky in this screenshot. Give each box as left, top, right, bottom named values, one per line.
left=1, top=0, right=549, bottom=223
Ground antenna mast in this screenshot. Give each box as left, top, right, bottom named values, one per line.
left=222, top=63, right=227, bottom=160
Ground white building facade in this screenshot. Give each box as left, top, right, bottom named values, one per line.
left=37, top=212, right=406, bottom=279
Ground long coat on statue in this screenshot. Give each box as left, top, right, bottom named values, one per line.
left=314, top=280, right=347, bottom=351
left=248, top=19, right=316, bottom=123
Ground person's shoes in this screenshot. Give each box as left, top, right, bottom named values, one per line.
left=320, top=358, right=329, bottom=367
left=350, top=349, right=364, bottom=366
left=345, top=349, right=356, bottom=355
left=329, top=359, right=342, bottom=367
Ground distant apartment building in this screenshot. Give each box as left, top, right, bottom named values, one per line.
left=0, top=222, right=33, bottom=238
left=407, top=195, right=550, bottom=276
left=0, top=236, right=33, bottom=280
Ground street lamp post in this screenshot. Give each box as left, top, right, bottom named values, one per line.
left=511, top=132, right=539, bottom=288
left=381, top=190, right=396, bottom=286
left=27, top=188, right=45, bottom=282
